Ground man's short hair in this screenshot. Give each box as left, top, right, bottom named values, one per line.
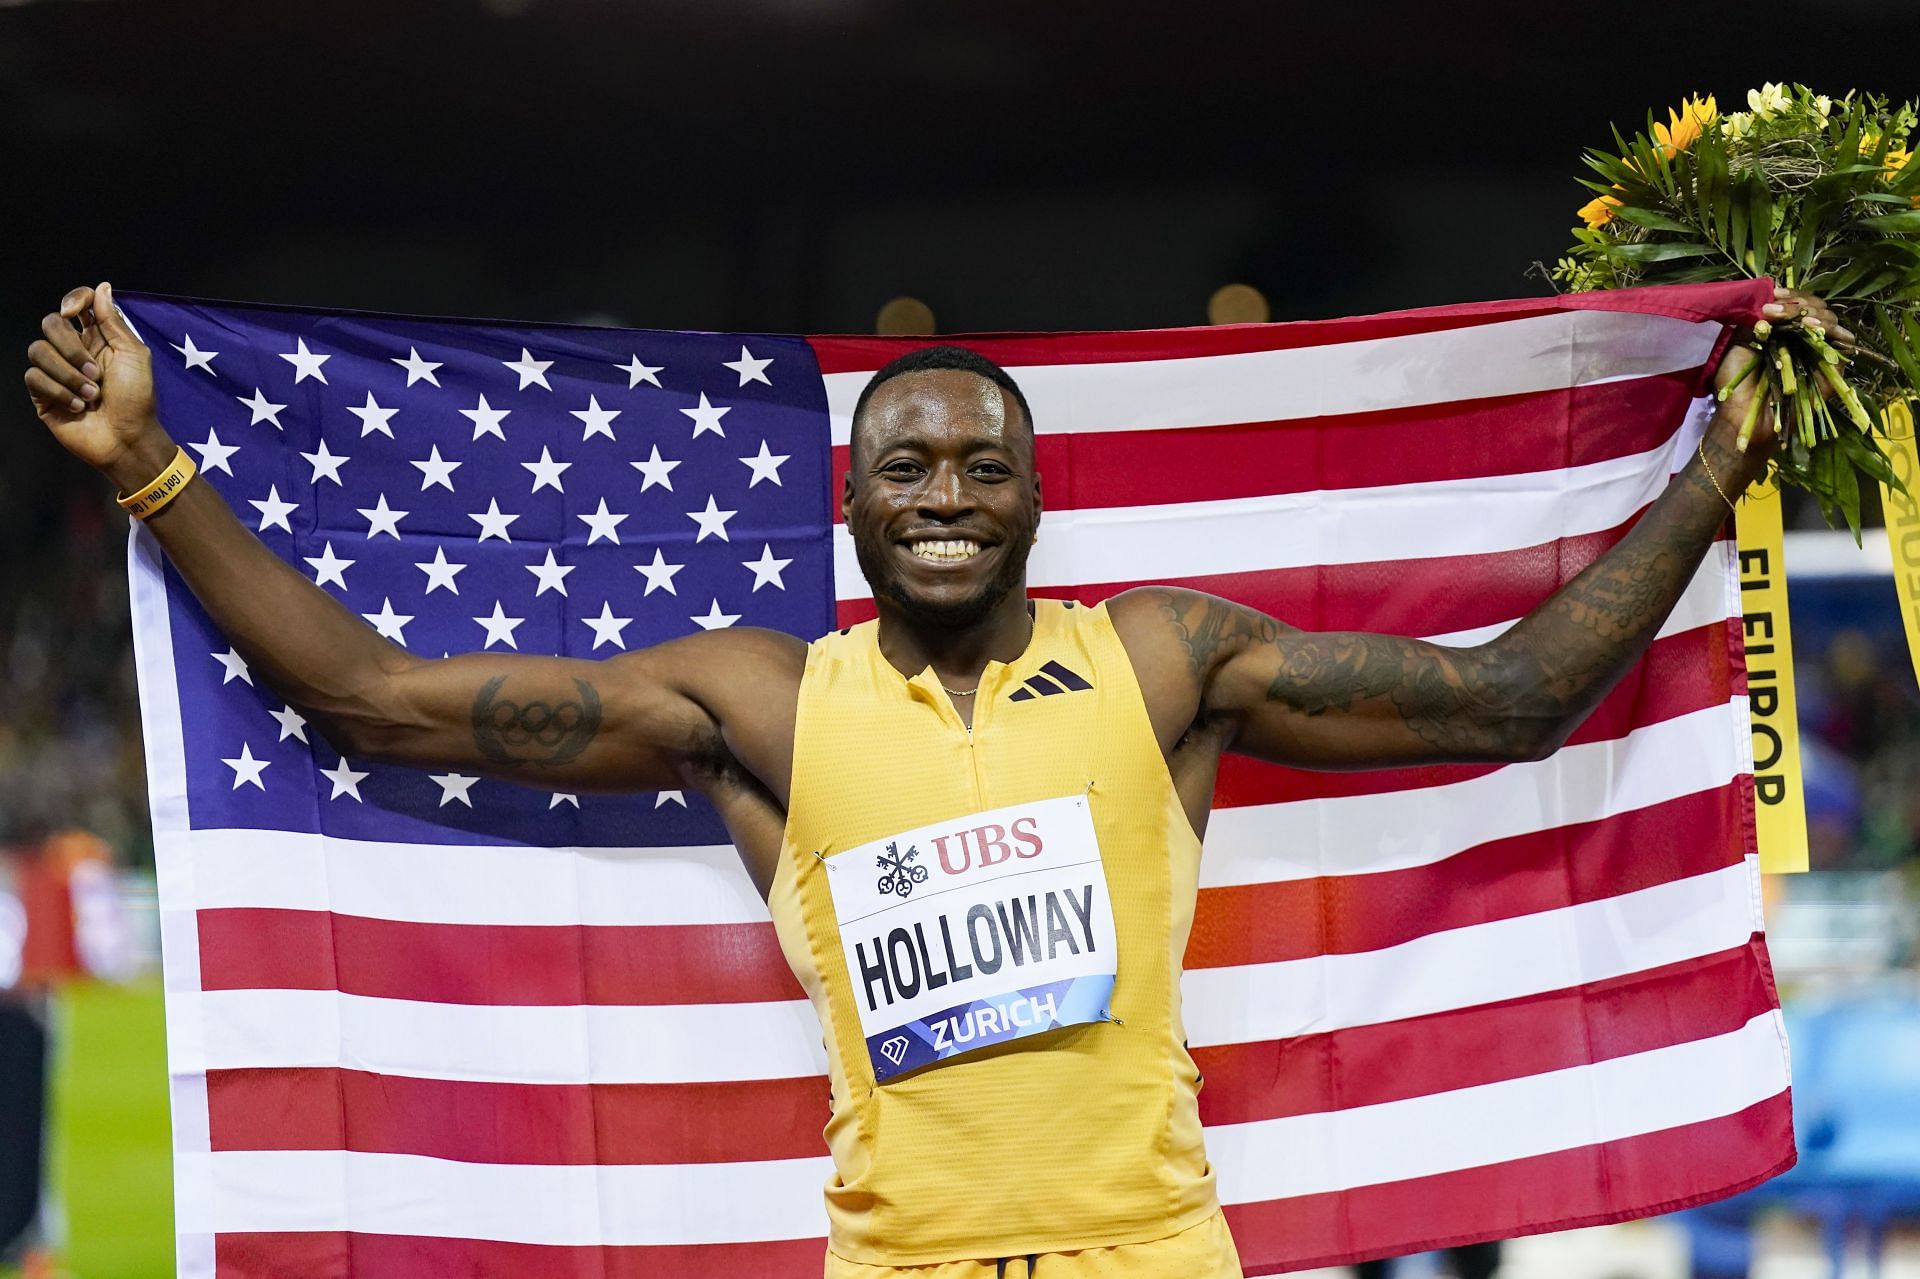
left=848, top=345, right=1035, bottom=459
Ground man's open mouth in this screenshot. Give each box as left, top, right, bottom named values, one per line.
left=904, top=538, right=985, bottom=564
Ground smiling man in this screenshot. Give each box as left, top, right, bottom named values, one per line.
left=25, top=282, right=1843, bottom=1278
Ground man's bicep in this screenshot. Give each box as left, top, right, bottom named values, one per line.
left=363, top=629, right=797, bottom=792
left=1212, top=628, right=1538, bottom=770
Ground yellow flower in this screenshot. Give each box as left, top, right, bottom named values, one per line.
left=1578, top=191, right=1624, bottom=229
left=1654, top=94, right=1717, bottom=155
left=1889, top=147, right=1912, bottom=174
left=1747, top=82, right=1791, bottom=119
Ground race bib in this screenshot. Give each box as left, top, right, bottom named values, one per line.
left=825, top=793, right=1118, bottom=1081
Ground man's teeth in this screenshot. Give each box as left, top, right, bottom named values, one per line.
left=911, top=540, right=981, bottom=562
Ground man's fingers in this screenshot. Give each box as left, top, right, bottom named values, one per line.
left=39, top=310, right=99, bottom=383
left=26, top=337, right=95, bottom=399
left=25, top=366, right=86, bottom=415
left=93, top=282, right=142, bottom=351
left=59, top=286, right=95, bottom=320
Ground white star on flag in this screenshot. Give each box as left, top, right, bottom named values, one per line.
left=190, top=427, right=239, bottom=476
left=411, top=445, right=462, bottom=492
left=743, top=543, right=792, bottom=591
left=635, top=548, right=684, bottom=596
left=631, top=444, right=681, bottom=492
left=172, top=334, right=219, bottom=374
left=430, top=772, right=479, bottom=807
left=300, top=439, right=349, bottom=485
left=249, top=485, right=297, bottom=533
left=469, top=499, right=519, bottom=542
left=618, top=355, right=663, bottom=388
left=270, top=706, right=309, bottom=744
left=392, top=346, right=443, bottom=386
left=461, top=394, right=510, bottom=441
left=691, top=599, right=741, bottom=630
left=348, top=392, right=399, bottom=438
left=503, top=348, right=553, bottom=391
left=473, top=602, right=526, bottom=650
left=361, top=598, right=414, bottom=643
left=320, top=758, right=369, bottom=801
left=522, top=446, right=571, bottom=493
left=237, top=387, right=287, bottom=429
left=415, top=546, right=467, bottom=595
left=549, top=793, right=581, bottom=810
left=211, top=647, right=253, bottom=686
left=688, top=495, right=736, bottom=542
left=579, top=498, right=628, bottom=545
left=739, top=440, right=789, bottom=487
left=279, top=337, right=330, bottom=384
left=571, top=395, right=621, bottom=441
left=221, top=742, right=270, bottom=791
left=680, top=392, right=730, bottom=438
left=655, top=791, right=687, bottom=808
left=526, top=549, right=574, bottom=597
left=582, top=602, right=633, bottom=650
left=304, top=542, right=355, bottom=589
left=723, top=345, right=773, bottom=386
left=357, top=494, right=409, bottom=540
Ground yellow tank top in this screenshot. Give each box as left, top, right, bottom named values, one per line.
left=767, top=599, right=1217, bottom=1265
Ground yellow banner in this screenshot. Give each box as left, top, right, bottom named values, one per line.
left=1734, top=483, right=1808, bottom=874
left=1881, top=400, right=1920, bottom=691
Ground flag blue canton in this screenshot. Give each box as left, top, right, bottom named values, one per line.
left=121, top=294, right=834, bottom=847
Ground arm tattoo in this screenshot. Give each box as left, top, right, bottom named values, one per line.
left=1153, top=590, right=1281, bottom=678
left=470, top=674, right=603, bottom=767
left=1263, top=632, right=1531, bottom=756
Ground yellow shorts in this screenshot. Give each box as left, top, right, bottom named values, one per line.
left=823, top=1210, right=1243, bottom=1279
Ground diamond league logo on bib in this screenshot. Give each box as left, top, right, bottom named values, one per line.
left=823, top=794, right=1119, bottom=1081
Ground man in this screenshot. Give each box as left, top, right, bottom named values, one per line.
left=24, top=280, right=1844, bottom=1278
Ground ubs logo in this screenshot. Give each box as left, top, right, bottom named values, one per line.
left=875, top=841, right=929, bottom=898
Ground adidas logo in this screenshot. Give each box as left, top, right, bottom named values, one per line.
left=1009, top=661, right=1093, bottom=701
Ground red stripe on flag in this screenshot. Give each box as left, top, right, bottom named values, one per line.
left=1185, top=787, right=1742, bottom=970
left=1193, top=942, right=1777, bottom=1125
left=1223, top=1090, right=1795, bottom=1275
left=806, top=278, right=1767, bottom=375
left=205, top=1068, right=829, bottom=1164
left=214, top=1231, right=827, bottom=1279
left=828, top=372, right=1700, bottom=521
left=197, top=912, right=803, bottom=1005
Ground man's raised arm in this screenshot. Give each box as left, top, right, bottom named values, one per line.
left=1115, top=288, right=1847, bottom=772
left=24, top=284, right=803, bottom=795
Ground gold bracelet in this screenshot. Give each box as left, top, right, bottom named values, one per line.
left=116, top=445, right=198, bottom=520
left=1697, top=439, right=1737, bottom=512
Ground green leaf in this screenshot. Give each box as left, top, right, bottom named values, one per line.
left=1607, top=241, right=1718, bottom=263
left=1730, top=190, right=1749, bottom=270
left=1750, top=183, right=1773, bottom=277
left=1609, top=204, right=1697, bottom=234
left=1875, top=305, right=1920, bottom=387
left=1858, top=210, right=1920, bottom=233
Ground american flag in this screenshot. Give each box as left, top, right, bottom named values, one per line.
left=121, top=280, right=1793, bottom=1278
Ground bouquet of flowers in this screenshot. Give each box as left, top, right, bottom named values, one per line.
left=1551, top=83, right=1919, bottom=537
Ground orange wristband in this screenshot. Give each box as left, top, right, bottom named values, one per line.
left=116, top=446, right=198, bottom=520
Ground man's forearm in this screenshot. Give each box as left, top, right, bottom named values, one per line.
left=1487, top=426, right=1751, bottom=757
left=109, top=426, right=417, bottom=747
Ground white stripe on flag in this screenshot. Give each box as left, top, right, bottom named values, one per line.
left=1208, top=1008, right=1789, bottom=1204
left=173, top=831, right=758, bottom=924
left=175, top=1147, right=833, bottom=1245
left=1200, top=699, right=1746, bottom=888
left=185, top=989, right=827, bottom=1083
left=1181, top=859, right=1759, bottom=1048
left=834, top=431, right=1689, bottom=599
left=1423, top=543, right=1729, bottom=648
left=822, top=311, right=1722, bottom=443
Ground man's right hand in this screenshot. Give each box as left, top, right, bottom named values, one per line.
left=25, top=282, right=172, bottom=486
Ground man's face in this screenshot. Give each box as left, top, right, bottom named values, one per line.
left=842, top=369, right=1042, bottom=630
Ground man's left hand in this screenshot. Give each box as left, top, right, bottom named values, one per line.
left=1710, top=286, right=1853, bottom=475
